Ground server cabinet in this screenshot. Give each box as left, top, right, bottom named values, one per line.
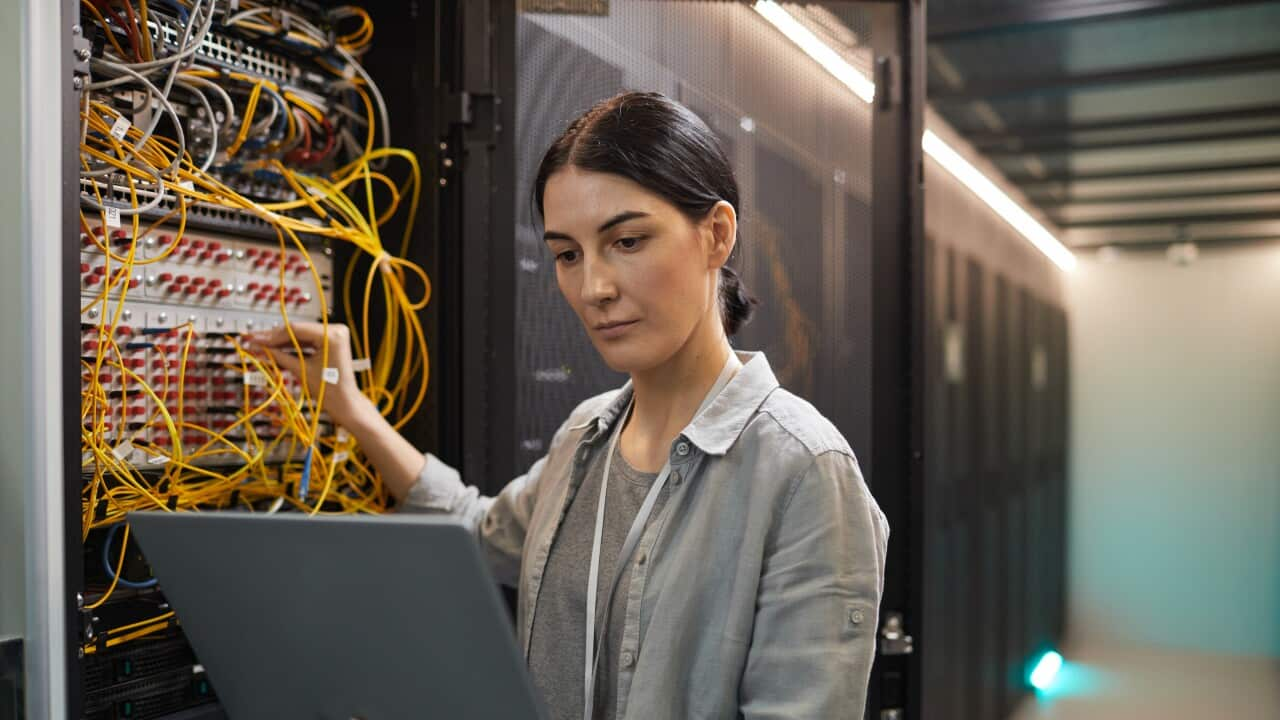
left=460, top=2, right=927, bottom=718
left=920, top=240, right=1070, bottom=720
left=55, top=1, right=458, bottom=716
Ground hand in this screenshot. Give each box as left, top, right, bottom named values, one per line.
left=241, top=322, right=371, bottom=429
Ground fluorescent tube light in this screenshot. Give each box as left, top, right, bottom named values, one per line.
left=923, top=130, right=1078, bottom=272
left=753, top=1, right=876, bottom=104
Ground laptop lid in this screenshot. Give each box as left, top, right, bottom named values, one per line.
left=128, top=511, right=546, bottom=720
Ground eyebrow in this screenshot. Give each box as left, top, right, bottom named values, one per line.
left=543, top=210, right=651, bottom=242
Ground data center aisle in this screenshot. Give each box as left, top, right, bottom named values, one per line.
left=1009, top=639, right=1280, bottom=720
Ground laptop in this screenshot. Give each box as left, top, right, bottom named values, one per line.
left=128, top=511, right=548, bottom=720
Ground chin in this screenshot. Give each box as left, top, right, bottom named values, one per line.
left=591, top=336, right=670, bottom=375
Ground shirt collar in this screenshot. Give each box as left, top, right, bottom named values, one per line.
left=573, top=350, right=780, bottom=456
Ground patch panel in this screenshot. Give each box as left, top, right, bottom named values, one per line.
left=80, top=302, right=332, bottom=468
left=80, top=220, right=333, bottom=468
left=80, top=221, right=331, bottom=317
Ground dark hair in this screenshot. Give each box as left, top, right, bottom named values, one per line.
left=534, top=91, right=759, bottom=336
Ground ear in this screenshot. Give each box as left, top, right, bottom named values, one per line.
left=702, top=200, right=737, bottom=271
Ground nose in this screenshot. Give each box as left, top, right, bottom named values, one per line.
left=579, top=254, right=618, bottom=307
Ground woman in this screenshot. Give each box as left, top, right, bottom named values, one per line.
left=245, top=92, right=888, bottom=719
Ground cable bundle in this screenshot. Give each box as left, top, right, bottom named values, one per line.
left=77, top=0, right=431, bottom=631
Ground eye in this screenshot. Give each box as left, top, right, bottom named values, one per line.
left=555, top=249, right=579, bottom=264
left=616, top=235, right=646, bottom=250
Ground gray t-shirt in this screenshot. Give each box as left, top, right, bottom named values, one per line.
left=527, top=441, right=665, bottom=720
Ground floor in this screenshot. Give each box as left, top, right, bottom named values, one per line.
left=1009, top=640, right=1280, bottom=720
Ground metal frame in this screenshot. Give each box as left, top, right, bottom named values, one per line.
left=444, top=0, right=519, bottom=493
left=929, top=50, right=1280, bottom=103
left=964, top=103, right=1280, bottom=148
left=1030, top=186, right=1280, bottom=206
left=1057, top=209, right=1280, bottom=229
left=980, top=125, right=1280, bottom=157
left=56, top=1, right=82, bottom=718
left=1072, top=233, right=1280, bottom=251
left=1006, top=159, right=1280, bottom=185
left=929, top=0, right=1267, bottom=41
left=866, top=1, right=926, bottom=718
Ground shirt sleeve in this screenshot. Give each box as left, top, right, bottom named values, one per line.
left=738, top=450, right=890, bottom=719
left=397, top=409, right=585, bottom=588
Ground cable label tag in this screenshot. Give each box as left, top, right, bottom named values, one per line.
left=148, top=453, right=170, bottom=465
left=178, top=180, right=195, bottom=192
left=243, top=371, right=267, bottom=386
left=335, top=428, right=350, bottom=443
left=112, top=440, right=134, bottom=460
left=342, top=63, right=356, bottom=81
left=104, top=207, right=122, bottom=229
left=333, top=451, right=350, bottom=463
left=110, top=116, right=131, bottom=141
left=322, top=367, right=340, bottom=385
left=351, top=358, right=371, bottom=372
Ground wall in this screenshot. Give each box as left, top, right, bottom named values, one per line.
left=0, top=0, right=27, bottom=645
left=1068, top=244, right=1280, bottom=657
left=3, top=0, right=71, bottom=715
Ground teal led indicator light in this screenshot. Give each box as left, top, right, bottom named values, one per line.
left=1030, top=650, right=1063, bottom=691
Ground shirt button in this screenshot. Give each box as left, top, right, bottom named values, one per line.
left=850, top=608, right=865, bottom=625
left=620, top=651, right=635, bottom=669
left=670, top=471, right=681, bottom=487
left=675, top=441, right=690, bottom=457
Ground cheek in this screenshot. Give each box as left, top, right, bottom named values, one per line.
left=628, top=248, right=706, bottom=322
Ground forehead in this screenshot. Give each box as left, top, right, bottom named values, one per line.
left=542, top=167, right=674, bottom=230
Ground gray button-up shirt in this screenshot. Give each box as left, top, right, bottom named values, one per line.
left=404, top=351, right=890, bottom=718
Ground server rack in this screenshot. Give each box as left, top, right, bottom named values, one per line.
left=918, top=236, right=1070, bottom=720
left=55, top=2, right=460, bottom=716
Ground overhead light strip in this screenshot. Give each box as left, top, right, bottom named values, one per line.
left=752, top=0, right=876, bottom=104
left=753, top=1, right=1078, bottom=272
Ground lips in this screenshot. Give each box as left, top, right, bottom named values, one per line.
left=594, top=319, right=637, bottom=331
left=593, top=319, right=639, bottom=339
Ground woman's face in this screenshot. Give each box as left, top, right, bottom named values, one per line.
left=542, top=167, right=734, bottom=374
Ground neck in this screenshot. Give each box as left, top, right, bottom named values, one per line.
left=622, top=315, right=737, bottom=469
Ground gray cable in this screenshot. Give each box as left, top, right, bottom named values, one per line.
left=172, top=79, right=218, bottom=172
left=134, top=0, right=209, bottom=156
left=80, top=163, right=170, bottom=217
left=179, top=69, right=236, bottom=133
left=84, top=60, right=186, bottom=180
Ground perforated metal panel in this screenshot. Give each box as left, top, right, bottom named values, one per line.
left=512, top=2, right=877, bottom=470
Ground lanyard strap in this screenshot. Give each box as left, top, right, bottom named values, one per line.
left=582, top=352, right=740, bottom=720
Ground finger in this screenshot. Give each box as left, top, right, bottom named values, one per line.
left=244, top=322, right=331, bottom=349
left=261, top=346, right=303, bottom=375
